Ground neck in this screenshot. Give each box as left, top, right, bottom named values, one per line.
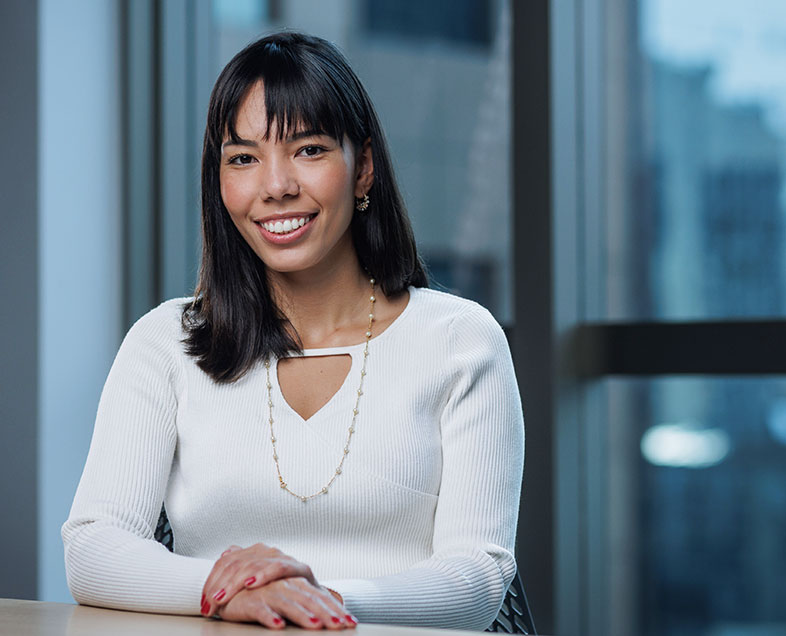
left=268, top=256, right=372, bottom=348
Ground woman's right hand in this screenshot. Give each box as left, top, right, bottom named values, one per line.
left=200, top=543, right=348, bottom=620
left=216, top=578, right=356, bottom=630
left=201, top=543, right=314, bottom=614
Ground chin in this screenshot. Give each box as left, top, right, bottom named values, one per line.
left=260, top=256, right=321, bottom=276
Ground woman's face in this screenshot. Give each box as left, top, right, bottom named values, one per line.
left=219, top=82, right=373, bottom=280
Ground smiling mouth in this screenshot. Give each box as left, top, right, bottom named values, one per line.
left=257, top=214, right=316, bottom=235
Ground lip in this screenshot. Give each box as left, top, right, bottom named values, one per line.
left=255, top=213, right=317, bottom=245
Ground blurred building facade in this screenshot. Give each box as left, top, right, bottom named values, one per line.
left=621, top=32, right=786, bottom=636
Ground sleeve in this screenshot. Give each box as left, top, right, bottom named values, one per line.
left=61, top=309, right=214, bottom=614
left=322, top=306, right=525, bottom=631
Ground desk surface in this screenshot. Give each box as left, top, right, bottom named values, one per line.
left=0, top=599, right=485, bottom=635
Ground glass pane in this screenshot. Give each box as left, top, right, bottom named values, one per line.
left=606, top=377, right=786, bottom=636
left=604, top=0, right=786, bottom=320
left=211, top=0, right=512, bottom=322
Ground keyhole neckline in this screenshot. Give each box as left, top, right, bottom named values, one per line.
left=278, top=286, right=415, bottom=359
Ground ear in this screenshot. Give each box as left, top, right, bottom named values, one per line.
left=354, top=137, right=375, bottom=198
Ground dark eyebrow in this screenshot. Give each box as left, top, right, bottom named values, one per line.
left=287, top=129, right=330, bottom=142
left=221, top=129, right=330, bottom=151
left=221, top=138, right=258, bottom=151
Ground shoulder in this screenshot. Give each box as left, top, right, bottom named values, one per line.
left=409, top=286, right=505, bottom=340
left=103, top=298, right=193, bottom=394
left=123, top=297, right=193, bottom=354
left=406, top=288, right=511, bottom=371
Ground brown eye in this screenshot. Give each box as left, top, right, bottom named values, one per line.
left=228, top=153, right=255, bottom=165
left=299, top=145, right=326, bottom=157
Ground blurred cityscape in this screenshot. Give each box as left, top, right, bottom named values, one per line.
left=615, top=2, right=786, bottom=634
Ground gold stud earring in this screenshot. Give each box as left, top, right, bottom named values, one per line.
left=355, top=193, right=370, bottom=212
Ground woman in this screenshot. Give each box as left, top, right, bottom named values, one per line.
left=63, top=31, right=524, bottom=631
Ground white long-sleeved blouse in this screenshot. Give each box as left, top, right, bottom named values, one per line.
left=62, top=286, right=525, bottom=630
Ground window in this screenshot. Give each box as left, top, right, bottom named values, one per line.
left=365, top=0, right=494, bottom=47
left=513, top=0, right=786, bottom=634
left=607, top=0, right=786, bottom=321
left=597, top=3, right=786, bottom=632
left=538, top=0, right=786, bottom=634
left=608, top=378, right=786, bottom=635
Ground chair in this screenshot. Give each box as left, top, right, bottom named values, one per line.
left=485, top=568, right=537, bottom=634
left=154, top=507, right=535, bottom=633
left=154, top=505, right=174, bottom=552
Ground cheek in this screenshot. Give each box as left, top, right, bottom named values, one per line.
left=220, top=172, right=256, bottom=216
left=310, top=164, right=355, bottom=211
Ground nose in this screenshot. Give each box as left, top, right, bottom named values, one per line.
left=261, top=156, right=299, bottom=201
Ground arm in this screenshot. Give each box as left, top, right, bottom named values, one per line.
left=322, top=307, right=525, bottom=630
left=62, top=307, right=214, bottom=614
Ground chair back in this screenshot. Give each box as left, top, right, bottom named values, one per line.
left=154, top=506, right=174, bottom=552
left=485, top=569, right=537, bottom=634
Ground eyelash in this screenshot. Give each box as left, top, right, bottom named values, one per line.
left=298, top=144, right=327, bottom=157
left=226, top=144, right=329, bottom=165
left=227, top=153, right=255, bottom=165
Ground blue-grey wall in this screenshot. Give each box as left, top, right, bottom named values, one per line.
left=0, top=0, right=39, bottom=601
left=37, top=0, right=123, bottom=602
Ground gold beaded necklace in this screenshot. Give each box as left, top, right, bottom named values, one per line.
left=263, top=278, right=376, bottom=502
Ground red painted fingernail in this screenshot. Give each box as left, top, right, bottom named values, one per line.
left=331, top=616, right=342, bottom=624
left=244, top=576, right=256, bottom=586
left=272, top=617, right=283, bottom=625
left=200, top=601, right=210, bottom=615
left=345, top=614, right=357, bottom=625
left=309, top=617, right=320, bottom=624
left=213, top=589, right=225, bottom=601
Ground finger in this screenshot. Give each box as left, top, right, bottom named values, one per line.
left=204, top=544, right=307, bottom=614
left=218, top=603, right=286, bottom=629
left=321, top=586, right=349, bottom=615
left=266, top=594, right=326, bottom=630
left=323, top=588, right=357, bottom=628
left=211, top=557, right=312, bottom=609
left=220, top=545, right=242, bottom=558
left=298, top=580, right=350, bottom=620
left=243, top=559, right=317, bottom=589
left=323, top=587, right=357, bottom=626
left=281, top=579, right=349, bottom=630
left=202, top=549, right=249, bottom=615
left=218, top=596, right=286, bottom=630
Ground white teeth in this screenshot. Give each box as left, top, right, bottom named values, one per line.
left=261, top=215, right=313, bottom=234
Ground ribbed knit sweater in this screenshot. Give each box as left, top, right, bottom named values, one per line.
left=62, top=287, right=525, bottom=631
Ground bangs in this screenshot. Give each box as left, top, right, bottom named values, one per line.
left=220, top=40, right=363, bottom=146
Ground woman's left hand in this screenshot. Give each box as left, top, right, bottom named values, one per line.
left=201, top=543, right=320, bottom=617
left=216, top=578, right=355, bottom=629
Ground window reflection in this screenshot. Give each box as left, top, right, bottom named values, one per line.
left=607, top=0, right=786, bottom=320
left=609, top=377, right=786, bottom=635
left=602, top=3, right=786, bottom=633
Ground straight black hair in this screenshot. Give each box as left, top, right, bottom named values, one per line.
left=183, top=31, right=428, bottom=383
